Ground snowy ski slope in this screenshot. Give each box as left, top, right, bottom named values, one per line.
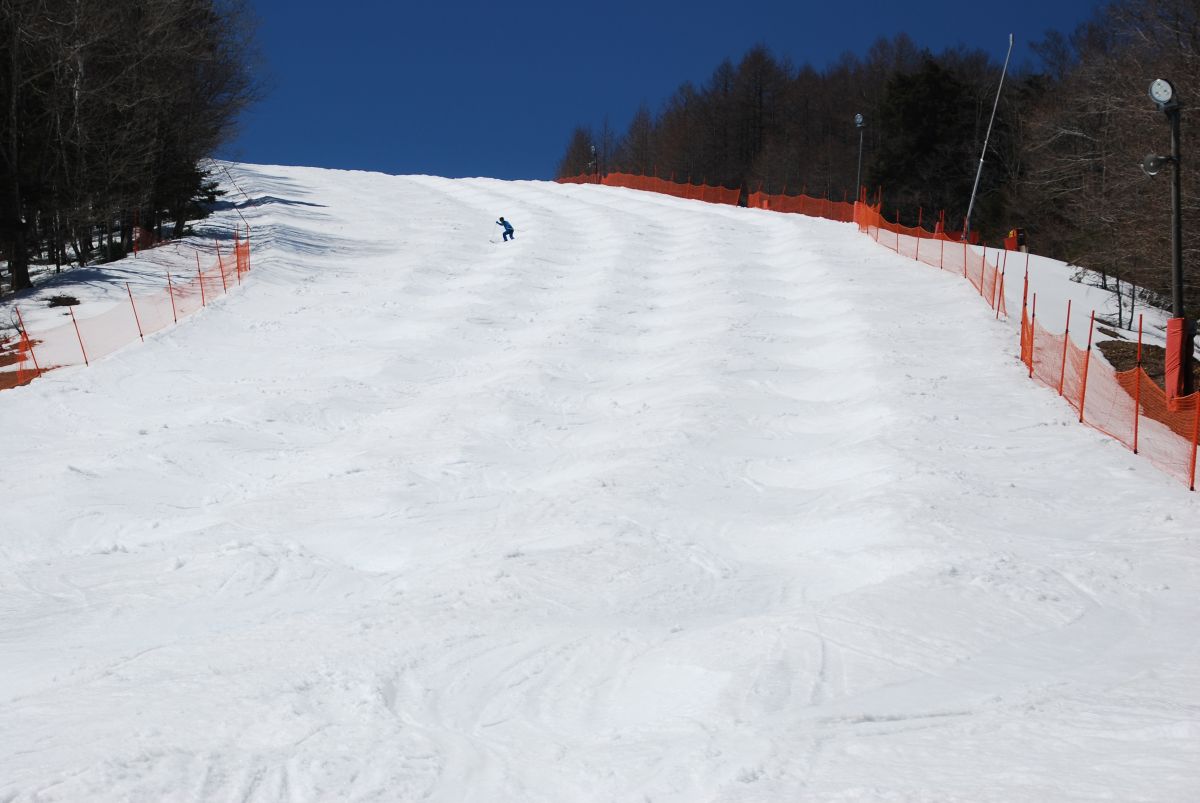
left=2, top=164, right=1198, bottom=801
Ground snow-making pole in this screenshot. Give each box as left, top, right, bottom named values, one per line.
left=963, top=34, right=1013, bottom=244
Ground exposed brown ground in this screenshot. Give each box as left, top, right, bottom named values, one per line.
left=1097, top=338, right=1200, bottom=391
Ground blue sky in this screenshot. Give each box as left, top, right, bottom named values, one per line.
left=219, top=0, right=1107, bottom=181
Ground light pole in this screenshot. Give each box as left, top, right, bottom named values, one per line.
left=854, top=113, right=864, bottom=202
left=1145, top=78, right=1193, bottom=396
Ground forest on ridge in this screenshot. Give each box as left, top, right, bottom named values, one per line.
left=557, top=0, right=1200, bottom=325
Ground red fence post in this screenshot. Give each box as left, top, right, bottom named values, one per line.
left=995, top=270, right=1006, bottom=320
left=1058, top=300, right=1072, bottom=396
left=68, top=306, right=89, bottom=366
left=1134, top=314, right=1144, bottom=455
left=14, top=306, right=41, bottom=376
left=1190, top=400, right=1200, bottom=491
left=1078, top=311, right=1096, bottom=424
left=1029, top=293, right=1038, bottom=379
left=15, top=331, right=30, bottom=385
left=233, top=229, right=243, bottom=284
left=126, top=282, right=144, bottom=342
left=196, top=253, right=206, bottom=307
left=216, top=242, right=229, bottom=294
left=992, top=250, right=1006, bottom=310
left=979, top=245, right=987, bottom=297
left=166, top=270, right=178, bottom=323
left=915, top=208, right=922, bottom=263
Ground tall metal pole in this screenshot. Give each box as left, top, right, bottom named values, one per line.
left=963, top=33, right=1014, bottom=241
left=854, top=113, right=865, bottom=203
left=1170, top=107, right=1184, bottom=319
left=1168, top=106, right=1194, bottom=394
left=1147, top=79, right=1192, bottom=397
left=856, top=127, right=864, bottom=202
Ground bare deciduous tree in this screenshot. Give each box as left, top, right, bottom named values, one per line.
left=0, top=0, right=259, bottom=293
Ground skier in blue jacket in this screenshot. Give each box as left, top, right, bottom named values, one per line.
left=497, top=216, right=515, bottom=241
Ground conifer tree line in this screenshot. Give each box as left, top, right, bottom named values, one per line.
left=557, top=0, right=1200, bottom=324
left=1, top=0, right=257, bottom=292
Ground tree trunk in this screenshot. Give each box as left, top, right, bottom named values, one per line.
left=121, top=211, right=132, bottom=253
left=2, top=8, right=31, bottom=290
left=53, top=211, right=62, bottom=271
left=173, top=202, right=187, bottom=240
left=4, top=224, right=32, bottom=290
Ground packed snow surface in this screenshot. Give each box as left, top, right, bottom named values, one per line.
left=2, top=164, right=1198, bottom=801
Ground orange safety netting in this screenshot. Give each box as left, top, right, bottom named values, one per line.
left=745, top=190, right=856, bottom=222
left=559, top=172, right=860, bottom=217
left=0, top=326, right=39, bottom=390
left=854, top=201, right=1009, bottom=319
left=1021, top=303, right=1200, bottom=489
left=0, top=227, right=251, bottom=388
left=561, top=174, right=1008, bottom=321
left=611, top=172, right=741, bottom=205
left=563, top=170, right=1200, bottom=489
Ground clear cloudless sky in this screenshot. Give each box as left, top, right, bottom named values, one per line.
left=218, top=0, right=1108, bottom=181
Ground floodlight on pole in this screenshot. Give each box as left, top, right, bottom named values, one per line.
left=1144, top=78, right=1193, bottom=397
left=1142, top=153, right=1173, bottom=177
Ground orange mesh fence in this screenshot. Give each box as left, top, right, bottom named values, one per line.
left=1021, top=302, right=1200, bottom=489
left=557, top=173, right=600, bottom=185
left=594, top=172, right=742, bottom=205
left=0, top=227, right=251, bottom=388
left=854, top=201, right=1008, bottom=319
left=131, top=225, right=161, bottom=255
left=558, top=172, right=854, bottom=211
left=560, top=174, right=1006, bottom=321
left=560, top=171, right=1200, bottom=488
left=746, top=190, right=856, bottom=222
left=1120, top=371, right=1200, bottom=484
left=0, top=328, right=39, bottom=390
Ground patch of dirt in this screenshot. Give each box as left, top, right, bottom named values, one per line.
left=0, top=336, right=48, bottom=388
left=47, top=294, right=80, bottom=307
left=1097, top=339, right=1200, bottom=391
left=0, top=370, right=41, bottom=390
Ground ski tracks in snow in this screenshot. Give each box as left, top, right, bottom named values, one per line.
left=2, top=167, right=1198, bottom=801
